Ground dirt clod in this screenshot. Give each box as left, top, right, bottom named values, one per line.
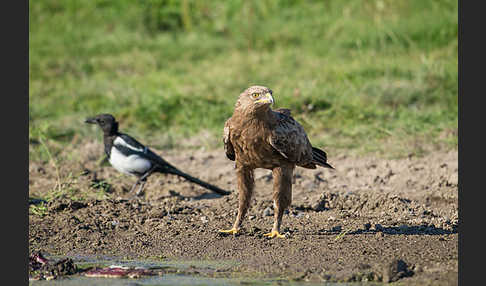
left=29, top=252, right=77, bottom=281
left=382, top=259, right=414, bottom=283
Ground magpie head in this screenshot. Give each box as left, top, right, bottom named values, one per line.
left=85, top=113, right=118, bottom=134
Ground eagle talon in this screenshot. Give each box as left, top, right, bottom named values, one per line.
left=263, top=231, right=286, bottom=238
left=219, top=228, right=238, bottom=235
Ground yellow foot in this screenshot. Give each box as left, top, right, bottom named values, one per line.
left=263, top=231, right=286, bottom=238
left=219, top=228, right=238, bottom=235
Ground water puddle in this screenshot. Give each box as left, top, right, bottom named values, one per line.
left=30, top=275, right=334, bottom=286
left=29, top=254, right=381, bottom=286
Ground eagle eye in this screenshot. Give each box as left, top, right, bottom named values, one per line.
left=252, top=93, right=260, bottom=99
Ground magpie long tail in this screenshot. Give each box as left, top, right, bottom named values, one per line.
left=312, top=147, right=335, bottom=169
left=161, top=166, right=231, bottom=196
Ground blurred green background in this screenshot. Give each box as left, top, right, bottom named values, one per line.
left=29, top=0, right=457, bottom=160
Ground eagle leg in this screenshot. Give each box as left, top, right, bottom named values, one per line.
left=219, top=165, right=254, bottom=235
left=264, top=165, right=294, bottom=239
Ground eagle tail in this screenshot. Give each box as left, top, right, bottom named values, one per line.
left=312, top=147, right=334, bottom=169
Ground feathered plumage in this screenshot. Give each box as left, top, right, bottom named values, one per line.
left=220, top=86, right=334, bottom=238
left=86, top=114, right=230, bottom=196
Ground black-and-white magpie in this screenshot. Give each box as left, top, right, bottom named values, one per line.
left=85, top=113, right=230, bottom=196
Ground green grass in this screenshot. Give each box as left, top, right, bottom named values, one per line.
left=29, top=202, right=48, bottom=217
left=29, top=0, right=458, bottom=160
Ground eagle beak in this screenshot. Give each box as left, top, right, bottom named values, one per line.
left=256, top=93, right=274, bottom=105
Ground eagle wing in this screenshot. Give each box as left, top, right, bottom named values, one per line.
left=268, top=109, right=313, bottom=165
left=223, top=118, right=235, bottom=161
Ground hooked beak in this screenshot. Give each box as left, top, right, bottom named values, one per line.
left=255, top=92, right=274, bottom=105
left=85, top=117, right=97, bottom=124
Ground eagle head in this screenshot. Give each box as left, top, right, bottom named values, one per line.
left=235, top=85, right=274, bottom=113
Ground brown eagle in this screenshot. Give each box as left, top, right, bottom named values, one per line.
left=220, top=85, right=334, bottom=238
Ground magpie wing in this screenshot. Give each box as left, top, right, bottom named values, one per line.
left=116, top=134, right=178, bottom=170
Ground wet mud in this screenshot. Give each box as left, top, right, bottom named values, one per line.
left=29, top=142, right=458, bottom=285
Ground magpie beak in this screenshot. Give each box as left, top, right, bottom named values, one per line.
left=85, top=117, right=97, bottom=124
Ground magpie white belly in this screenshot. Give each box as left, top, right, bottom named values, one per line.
left=109, top=147, right=152, bottom=175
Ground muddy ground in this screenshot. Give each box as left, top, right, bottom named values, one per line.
left=29, top=140, right=458, bottom=285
